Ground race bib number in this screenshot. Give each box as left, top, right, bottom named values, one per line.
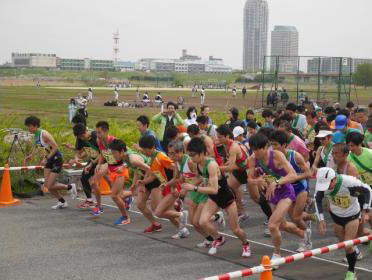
left=84, top=147, right=99, bottom=159
left=102, top=149, right=117, bottom=165
left=360, top=171, right=372, bottom=185
left=331, top=195, right=351, bottom=209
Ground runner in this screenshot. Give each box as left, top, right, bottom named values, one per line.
left=312, top=130, right=335, bottom=174
left=216, top=124, right=249, bottom=222
left=134, top=115, right=163, bottom=152
left=90, top=121, right=121, bottom=217
left=286, top=103, right=307, bottom=134
left=183, top=138, right=251, bottom=257
left=136, top=135, right=176, bottom=233
left=106, top=139, right=133, bottom=225
left=247, top=134, right=306, bottom=268
left=24, top=116, right=77, bottom=209
left=278, top=120, right=309, bottom=162
left=154, top=140, right=191, bottom=239
left=187, top=124, right=223, bottom=166
left=72, top=123, right=101, bottom=208
left=196, top=115, right=217, bottom=142
left=269, top=130, right=313, bottom=252
left=314, top=167, right=372, bottom=280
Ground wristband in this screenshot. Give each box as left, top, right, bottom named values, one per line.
left=194, top=186, right=198, bottom=192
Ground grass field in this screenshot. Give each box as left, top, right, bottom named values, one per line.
left=1, top=85, right=371, bottom=127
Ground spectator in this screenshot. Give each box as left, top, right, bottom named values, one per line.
left=280, top=89, right=289, bottom=106
left=242, top=86, right=247, bottom=98
left=142, top=92, right=150, bottom=106
left=346, top=101, right=355, bottom=112
left=184, top=106, right=197, bottom=128
left=201, top=105, right=213, bottom=125
left=262, top=109, right=274, bottom=128
left=200, top=87, right=206, bottom=105
left=243, top=109, right=256, bottom=126
left=226, top=107, right=245, bottom=131
left=68, top=98, right=77, bottom=122
left=154, top=92, right=163, bottom=107
left=152, top=102, right=184, bottom=152
left=332, top=114, right=362, bottom=144
left=87, top=88, right=93, bottom=102
left=299, top=89, right=307, bottom=104
left=286, top=103, right=307, bottom=134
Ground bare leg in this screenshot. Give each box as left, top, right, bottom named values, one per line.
left=154, top=193, right=180, bottom=228
left=227, top=174, right=244, bottom=215
left=199, top=199, right=219, bottom=239
left=111, top=176, right=129, bottom=217
left=136, top=185, right=159, bottom=225
left=225, top=202, right=248, bottom=243
left=289, top=191, right=308, bottom=230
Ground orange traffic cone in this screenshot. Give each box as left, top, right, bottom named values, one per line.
left=260, top=255, right=272, bottom=280
left=0, top=164, right=20, bottom=206
left=99, top=178, right=111, bottom=195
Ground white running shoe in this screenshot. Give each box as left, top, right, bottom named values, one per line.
left=242, top=242, right=252, bottom=257
left=196, top=239, right=212, bottom=248
left=51, top=201, right=68, bottom=209
left=263, top=225, right=271, bottom=237
left=179, top=210, right=189, bottom=229
left=271, top=253, right=281, bottom=270
left=208, top=236, right=226, bottom=255
left=172, top=227, right=190, bottom=239
left=216, top=211, right=226, bottom=231
left=297, top=229, right=312, bottom=252
left=69, top=183, right=77, bottom=199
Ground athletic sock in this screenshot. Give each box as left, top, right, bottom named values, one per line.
left=214, top=213, right=220, bottom=222
left=346, top=251, right=357, bottom=273
left=206, top=235, right=214, bottom=242
left=259, top=194, right=272, bottom=219
left=59, top=198, right=66, bottom=204
left=67, top=184, right=72, bottom=190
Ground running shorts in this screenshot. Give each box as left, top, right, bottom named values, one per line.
left=45, top=153, right=63, bottom=174
left=330, top=211, right=360, bottom=228
left=232, top=169, right=248, bottom=185
left=189, top=191, right=208, bottom=205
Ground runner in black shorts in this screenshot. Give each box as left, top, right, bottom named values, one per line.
left=183, top=137, right=251, bottom=257
left=73, top=123, right=101, bottom=209
left=24, top=116, right=77, bottom=209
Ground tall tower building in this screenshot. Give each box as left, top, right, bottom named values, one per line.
left=243, top=0, right=269, bottom=72
left=270, top=25, right=299, bottom=73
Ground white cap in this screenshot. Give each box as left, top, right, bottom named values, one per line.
left=233, top=126, right=245, bottom=138
left=315, top=130, right=333, bottom=138
left=315, top=167, right=336, bottom=191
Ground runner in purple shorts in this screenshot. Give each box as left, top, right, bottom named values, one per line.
left=247, top=133, right=308, bottom=269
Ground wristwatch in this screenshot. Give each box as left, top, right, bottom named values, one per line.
left=275, top=179, right=280, bottom=187
left=194, top=186, right=199, bottom=192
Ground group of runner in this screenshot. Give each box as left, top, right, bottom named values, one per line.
left=23, top=100, right=372, bottom=280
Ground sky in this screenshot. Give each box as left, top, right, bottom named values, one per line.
left=0, top=0, right=371, bottom=69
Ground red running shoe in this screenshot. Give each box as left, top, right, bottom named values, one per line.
left=144, top=223, right=162, bottom=233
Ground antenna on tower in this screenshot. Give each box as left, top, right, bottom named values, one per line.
left=113, top=29, right=120, bottom=66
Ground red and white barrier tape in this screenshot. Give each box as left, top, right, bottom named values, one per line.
left=0, top=163, right=87, bottom=171
left=203, top=235, right=372, bottom=280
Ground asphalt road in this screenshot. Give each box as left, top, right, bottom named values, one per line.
left=1, top=191, right=371, bottom=280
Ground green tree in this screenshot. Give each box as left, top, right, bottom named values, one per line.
left=353, top=64, right=372, bottom=88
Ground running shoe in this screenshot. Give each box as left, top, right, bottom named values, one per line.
left=124, top=196, right=134, bottom=210
left=242, top=242, right=251, bottom=257
left=196, top=239, right=212, bottom=248
left=179, top=210, right=189, bottom=229
left=51, top=201, right=68, bottom=209
left=271, top=253, right=281, bottom=270
left=344, top=271, right=357, bottom=280
left=208, top=236, right=226, bottom=255
left=77, top=199, right=95, bottom=209
left=144, top=223, right=162, bottom=233
left=297, top=228, right=312, bottom=252
left=238, top=213, right=249, bottom=225
left=91, top=206, right=104, bottom=216
left=171, top=227, right=190, bottom=239
left=216, top=211, right=226, bottom=232
left=263, top=225, right=271, bottom=237
left=114, top=216, right=131, bottom=225
left=69, top=183, right=77, bottom=200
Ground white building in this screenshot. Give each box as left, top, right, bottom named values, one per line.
left=12, top=53, right=57, bottom=68
left=270, top=26, right=299, bottom=73
left=243, top=0, right=269, bottom=72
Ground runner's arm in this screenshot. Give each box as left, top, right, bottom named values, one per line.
left=314, top=190, right=326, bottom=221
left=348, top=183, right=372, bottom=211
left=130, top=154, right=151, bottom=173
left=294, top=152, right=312, bottom=181
left=196, top=161, right=219, bottom=195
left=311, top=146, right=322, bottom=170
left=220, top=144, right=237, bottom=172
left=346, top=163, right=359, bottom=178
left=247, top=156, right=265, bottom=185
